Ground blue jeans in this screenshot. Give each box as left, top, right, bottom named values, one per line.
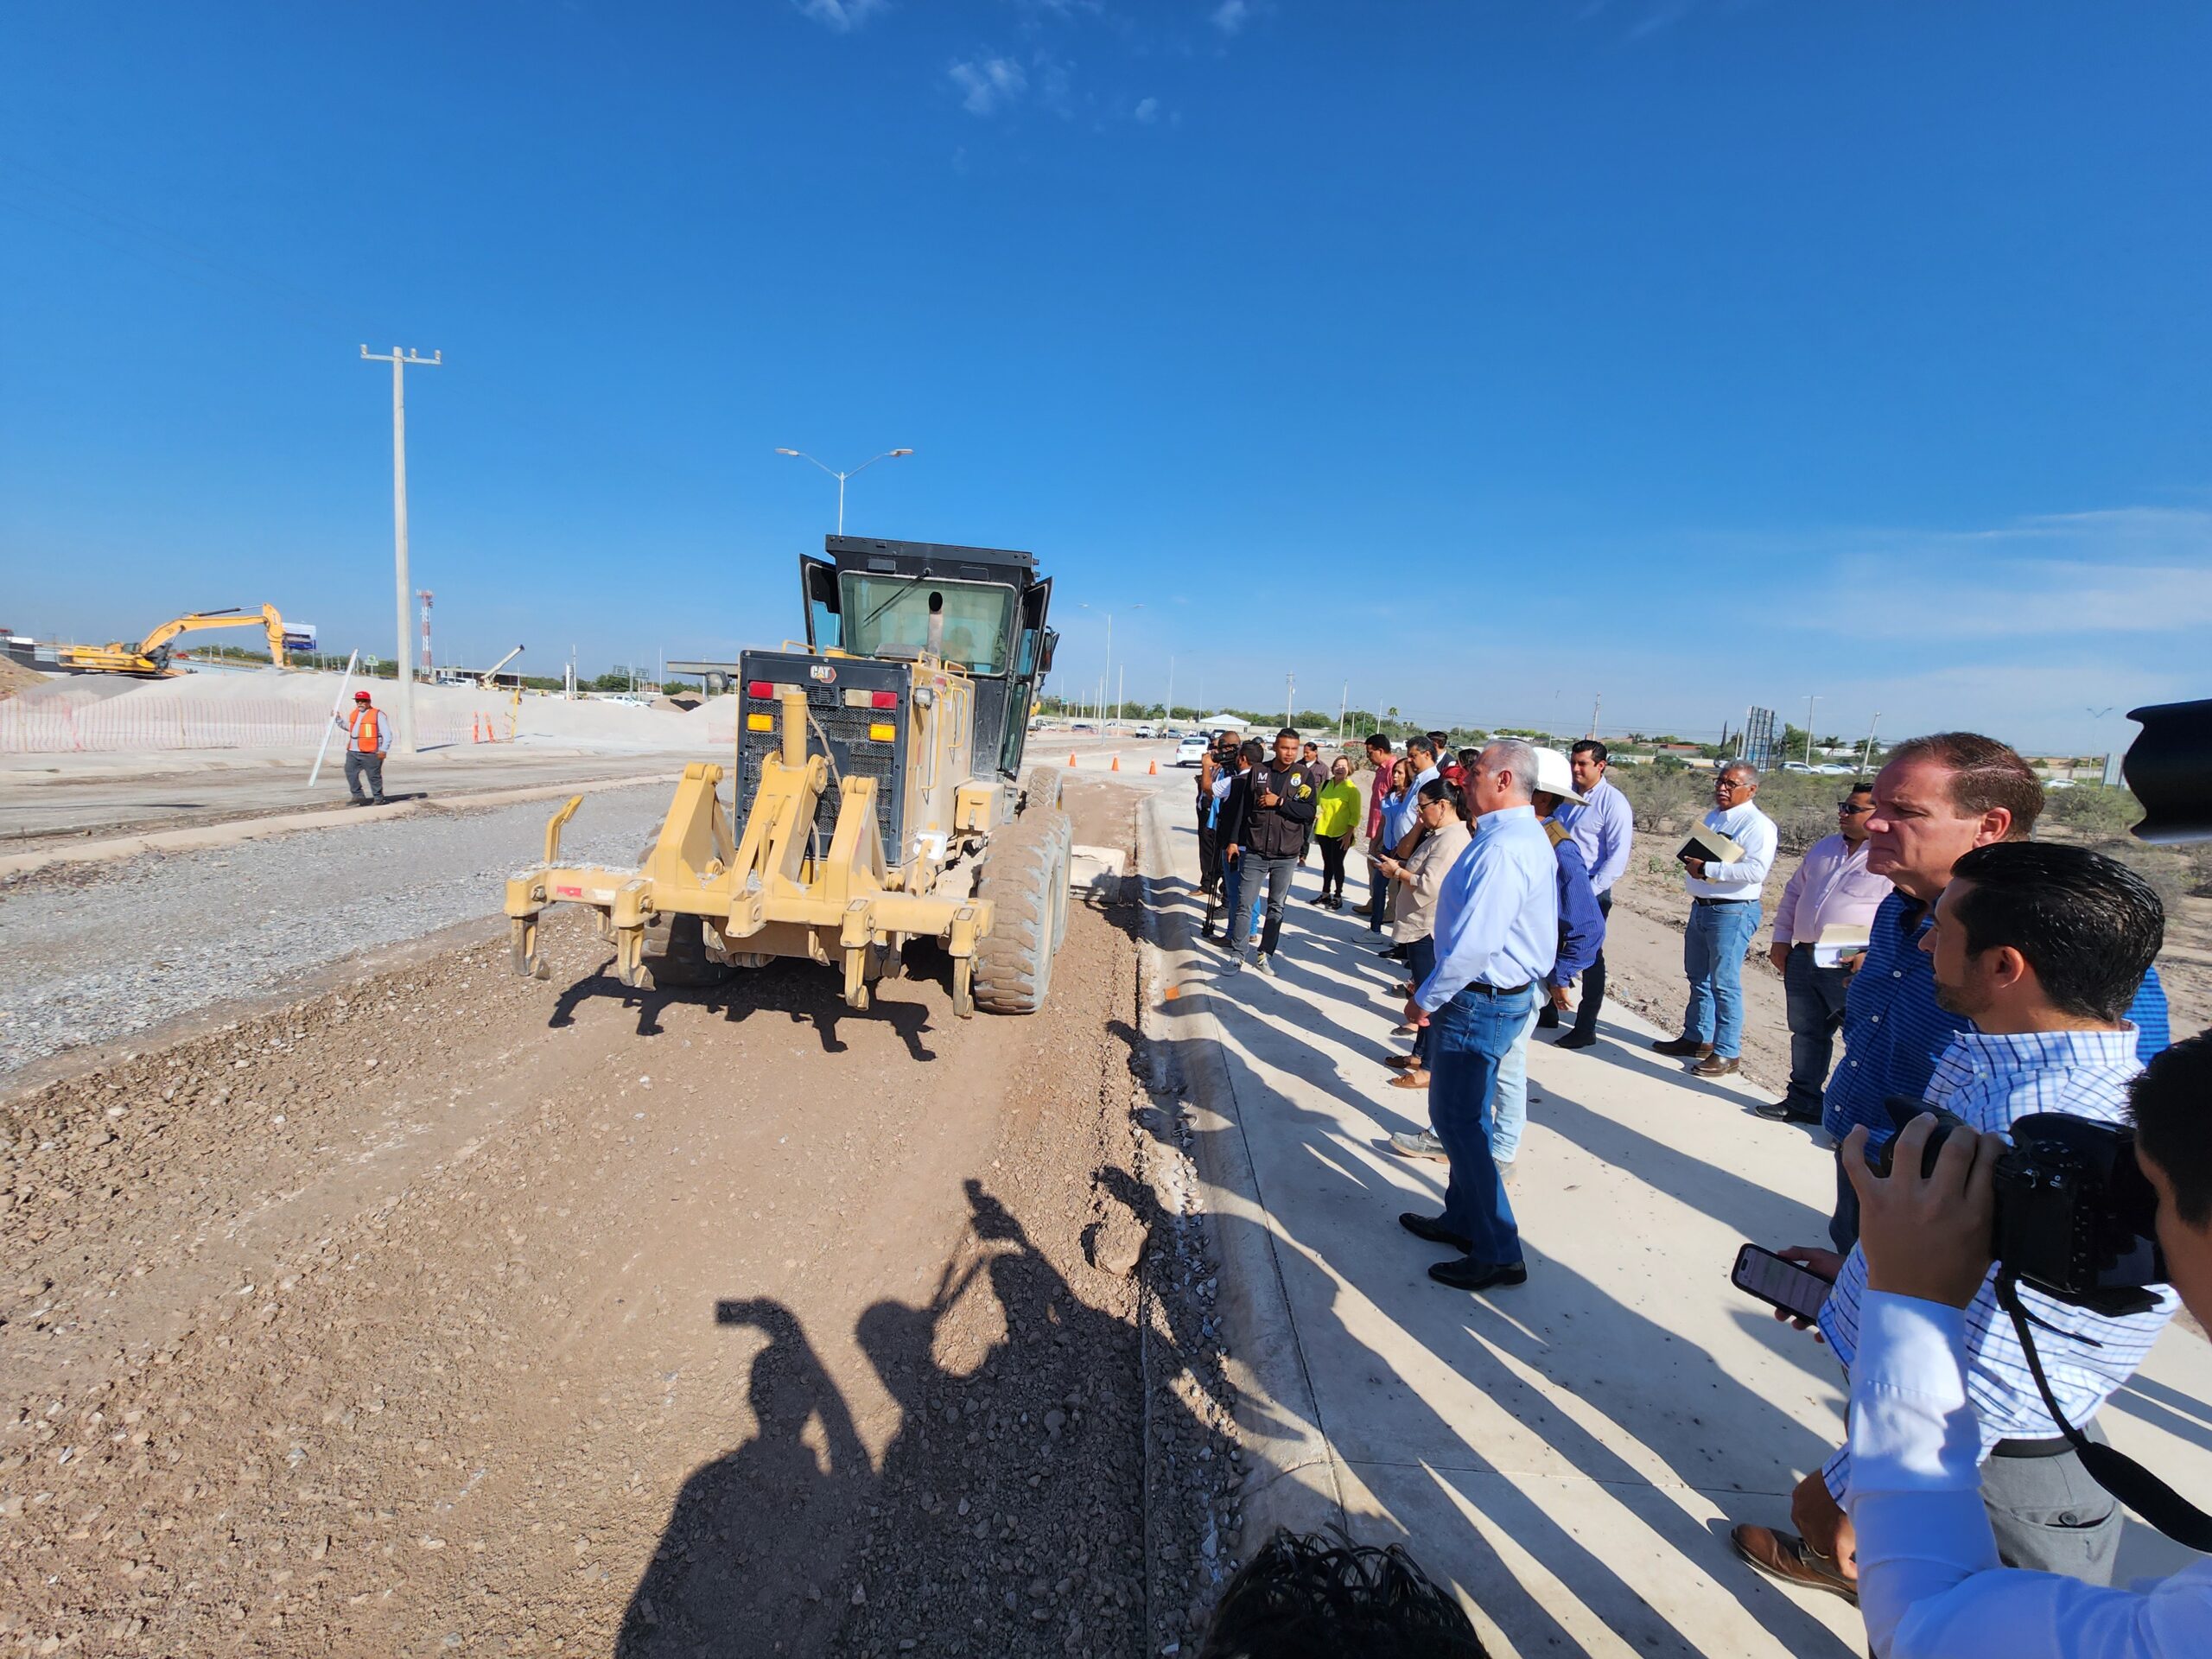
left=1681, top=899, right=1762, bottom=1058
left=1407, top=935, right=1438, bottom=1065
left=1488, top=1003, right=1544, bottom=1165
left=1429, top=983, right=1535, bottom=1265
left=1783, top=944, right=1852, bottom=1113
left=1219, top=857, right=1263, bottom=942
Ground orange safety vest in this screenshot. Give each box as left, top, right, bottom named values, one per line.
left=347, top=707, right=383, bottom=753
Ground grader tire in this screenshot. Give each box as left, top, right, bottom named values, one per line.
left=641, top=912, right=732, bottom=989
left=1022, top=766, right=1064, bottom=816
left=973, top=813, right=1071, bottom=1014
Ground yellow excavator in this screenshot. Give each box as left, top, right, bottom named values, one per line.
left=59, top=605, right=304, bottom=676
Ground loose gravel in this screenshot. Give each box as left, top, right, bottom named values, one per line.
left=0, top=785, right=675, bottom=1075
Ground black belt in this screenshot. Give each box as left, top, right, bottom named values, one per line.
left=1456, top=981, right=1532, bottom=999
left=1691, top=896, right=1754, bottom=908
left=1991, top=1434, right=2076, bottom=1459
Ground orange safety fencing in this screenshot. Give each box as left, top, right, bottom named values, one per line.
left=0, top=698, right=477, bottom=754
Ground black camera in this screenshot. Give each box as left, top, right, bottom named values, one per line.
left=1870, top=1097, right=2167, bottom=1309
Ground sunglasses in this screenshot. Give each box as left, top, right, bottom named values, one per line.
left=1839, top=800, right=1873, bottom=814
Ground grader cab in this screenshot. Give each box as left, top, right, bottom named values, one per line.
left=504, top=537, right=1072, bottom=1016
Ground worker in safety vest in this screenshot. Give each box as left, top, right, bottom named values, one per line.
left=337, top=689, right=391, bottom=805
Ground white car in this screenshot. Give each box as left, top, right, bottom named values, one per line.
left=1175, top=733, right=1210, bottom=767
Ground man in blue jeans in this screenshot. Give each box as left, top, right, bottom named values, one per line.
left=1652, top=762, right=1777, bottom=1077
left=1395, top=740, right=1559, bottom=1293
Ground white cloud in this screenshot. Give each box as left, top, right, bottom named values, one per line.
left=796, top=0, right=888, bottom=32
left=1211, top=0, right=1250, bottom=36
left=948, top=55, right=1028, bottom=116
left=1133, top=96, right=1160, bottom=124
left=1764, top=508, right=2212, bottom=640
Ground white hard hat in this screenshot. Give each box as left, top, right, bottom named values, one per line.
left=1530, top=747, right=1586, bottom=805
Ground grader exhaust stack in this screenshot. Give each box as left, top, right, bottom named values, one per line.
left=503, top=536, right=1069, bottom=1016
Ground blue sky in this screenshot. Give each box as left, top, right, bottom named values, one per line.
left=2, top=2, right=2206, bottom=752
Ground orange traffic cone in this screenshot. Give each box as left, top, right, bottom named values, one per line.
left=1147, top=760, right=1158, bottom=775
left=1110, top=753, right=1121, bottom=772
left=471, top=712, right=481, bottom=743
left=1067, top=753, right=1077, bottom=766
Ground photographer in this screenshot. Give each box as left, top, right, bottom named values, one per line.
left=1842, top=1035, right=2212, bottom=1657
left=1733, top=842, right=2176, bottom=1599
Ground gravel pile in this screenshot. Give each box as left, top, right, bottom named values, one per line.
left=0, top=785, right=675, bottom=1075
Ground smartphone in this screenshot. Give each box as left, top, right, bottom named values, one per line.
left=1732, top=1243, right=1833, bottom=1323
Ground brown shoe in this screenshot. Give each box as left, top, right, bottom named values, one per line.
left=1692, top=1055, right=1740, bottom=1077
left=1649, top=1036, right=1713, bottom=1058
left=1729, top=1524, right=1858, bottom=1605
left=1384, top=1053, right=1419, bottom=1071
left=1389, top=1071, right=1429, bottom=1090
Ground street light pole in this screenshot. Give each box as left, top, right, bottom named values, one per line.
left=359, top=345, right=441, bottom=755
left=1805, top=694, right=1819, bottom=766
left=773, top=447, right=913, bottom=535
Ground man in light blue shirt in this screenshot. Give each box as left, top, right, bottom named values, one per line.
left=1381, top=734, right=1440, bottom=854
left=1835, top=1032, right=2212, bottom=1659
left=1549, top=738, right=1634, bottom=1050
left=1396, top=739, right=1558, bottom=1294
left=1652, top=760, right=1777, bottom=1077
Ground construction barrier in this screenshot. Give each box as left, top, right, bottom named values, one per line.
left=0, top=698, right=476, bottom=755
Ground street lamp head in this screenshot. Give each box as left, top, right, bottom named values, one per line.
left=889, top=448, right=913, bottom=457
left=774, top=448, right=800, bottom=456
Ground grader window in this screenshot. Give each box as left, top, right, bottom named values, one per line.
left=842, top=575, right=1014, bottom=675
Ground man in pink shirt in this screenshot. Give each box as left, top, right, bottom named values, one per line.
left=1757, top=782, right=1893, bottom=1124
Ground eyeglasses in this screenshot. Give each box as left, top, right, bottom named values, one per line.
left=1714, top=779, right=1749, bottom=791
left=1839, top=800, right=1873, bottom=815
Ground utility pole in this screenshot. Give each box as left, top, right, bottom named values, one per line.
left=1858, top=712, right=1883, bottom=779
left=419, top=590, right=434, bottom=684
left=1589, top=692, right=1601, bottom=739
left=1338, top=681, right=1348, bottom=742
left=1116, top=664, right=1124, bottom=726
left=1165, top=657, right=1175, bottom=724
left=360, top=346, right=440, bottom=753
left=1805, top=693, right=1819, bottom=765
left=1284, top=672, right=1294, bottom=730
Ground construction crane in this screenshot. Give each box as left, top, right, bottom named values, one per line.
left=58, top=605, right=303, bottom=677
left=479, top=645, right=524, bottom=689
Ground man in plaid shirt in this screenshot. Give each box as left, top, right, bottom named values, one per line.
left=1733, top=842, right=2174, bottom=1604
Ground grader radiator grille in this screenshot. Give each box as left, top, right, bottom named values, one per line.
left=734, top=655, right=908, bottom=861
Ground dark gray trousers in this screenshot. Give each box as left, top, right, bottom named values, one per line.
left=345, top=751, right=387, bottom=803
left=1982, top=1427, right=2121, bottom=1582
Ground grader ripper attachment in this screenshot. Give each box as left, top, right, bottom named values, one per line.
left=503, top=536, right=1070, bottom=1017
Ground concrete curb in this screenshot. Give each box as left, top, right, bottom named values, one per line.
left=0, top=772, right=683, bottom=880
left=1133, top=794, right=1347, bottom=1549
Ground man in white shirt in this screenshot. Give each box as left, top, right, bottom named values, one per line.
left=1652, top=761, right=1778, bottom=1077
left=1836, top=1029, right=2212, bottom=1658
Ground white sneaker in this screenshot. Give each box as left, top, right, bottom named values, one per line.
left=1219, top=956, right=1243, bottom=976
left=1253, top=954, right=1276, bottom=978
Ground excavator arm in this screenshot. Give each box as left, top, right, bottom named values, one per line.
left=137, top=605, right=290, bottom=669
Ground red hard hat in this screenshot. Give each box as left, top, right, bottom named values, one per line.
left=354, top=690, right=372, bottom=701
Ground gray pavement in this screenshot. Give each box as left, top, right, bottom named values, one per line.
left=0, top=746, right=707, bottom=843
left=1141, top=791, right=2212, bottom=1658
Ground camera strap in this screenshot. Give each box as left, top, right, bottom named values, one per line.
left=1994, top=1271, right=2212, bottom=1552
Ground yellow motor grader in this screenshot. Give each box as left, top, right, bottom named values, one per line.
left=504, top=536, right=1072, bottom=1015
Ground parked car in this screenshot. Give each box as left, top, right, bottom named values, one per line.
left=1175, top=733, right=1210, bottom=767
left=1814, top=763, right=1855, bottom=776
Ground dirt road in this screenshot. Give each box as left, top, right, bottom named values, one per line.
left=1, top=779, right=1238, bottom=1658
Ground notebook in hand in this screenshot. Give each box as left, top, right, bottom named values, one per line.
left=1675, top=823, right=1745, bottom=867
left=1812, top=921, right=1872, bottom=969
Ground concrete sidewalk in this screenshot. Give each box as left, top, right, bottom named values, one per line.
left=1141, top=795, right=2212, bottom=1657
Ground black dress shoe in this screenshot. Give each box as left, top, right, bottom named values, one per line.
left=1551, top=1030, right=1598, bottom=1050
left=1535, top=1008, right=1560, bottom=1029
left=1379, top=944, right=1408, bottom=962
left=1755, top=1099, right=1823, bottom=1125
left=1649, top=1036, right=1713, bottom=1058
left=1398, top=1212, right=1472, bottom=1252
left=1428, top=1256, right=1529, bottom=1292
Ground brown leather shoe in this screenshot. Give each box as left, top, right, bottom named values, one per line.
left=1729, top=1525, right=1858, bottom=1605
left=1650, top=1036, right=1713, bottom=1058
left=1692, top=1055, right=1741, bottom=1077
left=1389, top=1071, right=1429, bottom=1090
